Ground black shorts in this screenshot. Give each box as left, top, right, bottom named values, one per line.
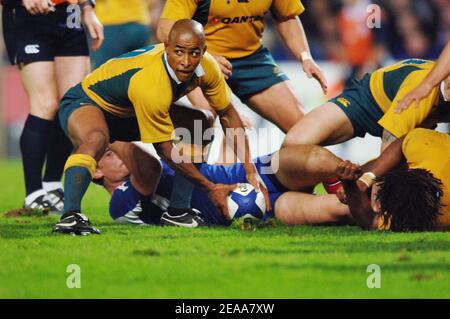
left=2, top=4, right=89, bottom=65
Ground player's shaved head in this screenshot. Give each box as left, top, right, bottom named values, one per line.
left=165, top=19, right=207, bottom=82
left=168, top=19, right=205, bottom=49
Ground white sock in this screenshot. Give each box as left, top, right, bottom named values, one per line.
left=25, top=189, right=47, bottom=206
left=43, top=182, right=63, bottom=192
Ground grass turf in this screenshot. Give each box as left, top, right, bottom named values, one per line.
left=0, top=160, right=449, bottom=298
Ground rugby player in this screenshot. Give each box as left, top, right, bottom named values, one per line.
left=54, top=20, right=269, bottom=235
left=1, top=0, right=103, bottom=213
left=92, top=142, right=350, bottom=229
left=336, top=128, right=450, bottom=232
left=157, top=0, right=327, bottom=133
left=284, top=59, right=450, bottom=151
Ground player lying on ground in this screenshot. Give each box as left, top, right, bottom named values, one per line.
left=54, top=20, right=269, bottom=235
left=336, top=128, right=450, bottom=232
left=284, top=59, right=450, bottom=152
left=91, top=141, right=351, bottom=228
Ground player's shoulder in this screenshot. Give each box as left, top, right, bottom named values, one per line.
left=112, top=43, right=165, bottom=65
left=402, top=128, right=450, bottom=164
left=398, top=58, right=435, bottom=69
left=200, top=51, right=220, bottom=71
left=403, top=128, right=450, bottom=150
left=376, top=59, right=435, bottom=75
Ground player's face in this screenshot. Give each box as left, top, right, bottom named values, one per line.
left=97, top=150, right=130, bottom=183
left=166, top=33, right=205, bottom=82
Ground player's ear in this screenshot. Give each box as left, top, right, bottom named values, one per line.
left=202, top=44, right=207, bottom=55
left=94, top=169, right=104, bottom=180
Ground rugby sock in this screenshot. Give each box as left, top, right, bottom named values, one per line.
left=169, top=162, right=202, bottom=210
left=62, top=154, right=97, bottom=216
left=43, top=181, right=63, bottom=192
left=43, top=119, right=73, bottom=185
left=323, top=178, right=343, bottom=194
left=20, top=114, right=53, bottom=196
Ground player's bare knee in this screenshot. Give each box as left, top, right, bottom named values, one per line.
left=77, top=130, right=109, bottom=160
left=30, top=97, right=59, bottom=119
left=307, top=146, right=335, bottom=166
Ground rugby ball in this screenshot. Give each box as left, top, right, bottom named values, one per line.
left=227, top=183, right=266, bottom=220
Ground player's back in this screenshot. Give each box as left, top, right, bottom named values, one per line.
left=370, top=59, right=436, bottom=113
left=402, top=129, right=450, bottom=229
left=81, top=44, right=165, bottom=116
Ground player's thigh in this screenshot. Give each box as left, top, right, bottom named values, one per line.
left=283, top=102, right=354, bottom=147
left=246, top=80, right=303, bottom=133
left=274, top=192, right=349, bottom=225
left=19, top=61, right=59, bottom=120
left=54, top=56, right=90, bottom=99
left=272, top=145, right=342, bottom=191
left=67, top=105, right=109, bottom=158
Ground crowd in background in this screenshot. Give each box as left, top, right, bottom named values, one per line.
left=2, top=0, right=449, bottom=70
left=266, top=0, right=449, bottom=81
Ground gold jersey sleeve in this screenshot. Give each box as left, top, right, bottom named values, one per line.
left=160, top=0, right=197, bottom=21
left=198, top=52, right=232, bottom=111
left=270, top=0, right=305, bottom=21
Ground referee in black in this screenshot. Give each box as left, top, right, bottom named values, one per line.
left=1, top=0, right=103, bottom=213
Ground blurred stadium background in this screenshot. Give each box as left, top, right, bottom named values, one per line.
left=0, top=0, right=449, bottom=164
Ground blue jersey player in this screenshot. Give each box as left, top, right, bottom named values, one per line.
left=93, top=141, right=351, bottom=227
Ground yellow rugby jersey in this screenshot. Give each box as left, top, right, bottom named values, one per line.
left=371, top=59, right=440, bottom=138
left=378, top=129, right=450, bottom=230
left=160, top=0, right=305, bottom=59
left=81, top=43, right=231, bottom=143
left=402, top=129, right=450, bottom=229
left=95, top=0, right=150, bottom=25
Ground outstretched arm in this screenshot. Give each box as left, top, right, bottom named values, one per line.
left=217, top=104, right=272, bottom=212
left=275, top=17, right=328, bottom=94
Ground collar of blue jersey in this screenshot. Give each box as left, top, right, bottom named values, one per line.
left=163, top=52, right=205, bottom=84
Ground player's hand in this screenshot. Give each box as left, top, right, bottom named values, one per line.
left=394, top=81, right=433, bottom=113
left=207, top=183, right=237, bottom=220
left=212, top=55, right=233, bottom=79
left=336, top=186, right=347, bottom=205
left=246, top=173, right=272, bottom=213
left=302, top=59, right=328, bottom=95
left=82, top=6, right=104, bottom=52
left=239, top=113, right=254, bottom=130
left=336, top=160, right=362, bottom=181
left=23, top=0, right=54, bottom=15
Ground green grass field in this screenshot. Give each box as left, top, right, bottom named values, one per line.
left=1, top=160, right=449, bottom=298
